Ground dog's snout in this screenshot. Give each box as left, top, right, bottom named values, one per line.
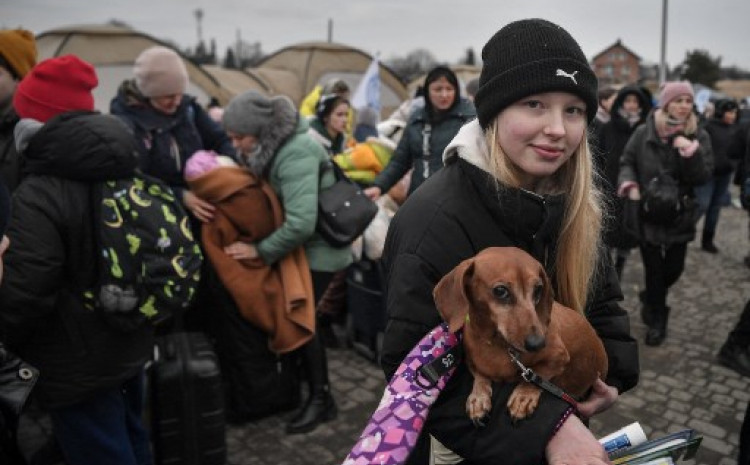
left=524, top=333, right=546, bottom=352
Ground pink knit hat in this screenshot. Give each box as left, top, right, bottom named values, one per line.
left=658, top=81, right=694, bottom=109
left=133, top=46, right=188, bottom=98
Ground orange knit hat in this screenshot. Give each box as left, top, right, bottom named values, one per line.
left=0, top=29, right=37, bottom=78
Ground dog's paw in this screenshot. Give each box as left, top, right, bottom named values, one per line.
left=466, top=380, right=493, bottom=427
left=507, top=383, right=542, bottom=421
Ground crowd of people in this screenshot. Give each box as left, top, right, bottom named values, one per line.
left=0, top=18, right=749, bottom=465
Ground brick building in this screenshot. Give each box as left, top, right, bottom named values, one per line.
left=592, top=39, right=641, bottom=86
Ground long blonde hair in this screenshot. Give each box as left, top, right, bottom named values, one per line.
left=484, top=123, right=604, bottom=313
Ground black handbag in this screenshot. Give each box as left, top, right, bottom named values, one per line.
left=0, top=343, right=39, bottom=464
left=620, top=198, right=642, bottom=248
left=316, top=160, right=378, bottom=248
left=0, top=344, right=38, bottom=421
left=641, top=170, right=683, bottom=226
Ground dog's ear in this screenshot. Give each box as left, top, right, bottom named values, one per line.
left=536, top=265, right=555, bottom=322
left=433, top=258, right=475, bottom=333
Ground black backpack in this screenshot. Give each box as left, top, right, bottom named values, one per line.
left=82, top=174, right=203, bottom=332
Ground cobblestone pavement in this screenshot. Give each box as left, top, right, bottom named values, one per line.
left=17, top=203, right=750, bottom=465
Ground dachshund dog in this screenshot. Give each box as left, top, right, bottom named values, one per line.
left=433, top=247, right=607, bottom=423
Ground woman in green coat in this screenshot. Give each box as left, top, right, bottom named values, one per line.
left=221, top=90, right=351, bottom=434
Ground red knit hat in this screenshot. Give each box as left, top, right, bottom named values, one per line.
left=13, top=54, right=98, bottom=123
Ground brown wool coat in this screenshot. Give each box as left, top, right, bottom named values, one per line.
left=188, top=166, right=315, bottom=353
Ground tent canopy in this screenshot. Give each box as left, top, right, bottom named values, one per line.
left=256, top=41, right=409, bottom=116
left=36, top=24, right=232, bottom=112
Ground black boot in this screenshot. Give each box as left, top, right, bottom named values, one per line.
left=702, top=231, right=719, bottom=254
left=718, top=338, right=750, bottom=377
left=615, top=255, right=627, bottom=281
left=286, top=388, right=337, bottom=434
left=638, top=291, right=653, bottom=326
left=645, top=306, right=669, bottom=346
left=286, top=335, right=337, bottom=434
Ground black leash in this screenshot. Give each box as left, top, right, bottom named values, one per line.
left=508, top=348, right=579, bottom=409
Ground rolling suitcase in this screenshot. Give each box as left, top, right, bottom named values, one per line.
left=150, top=331, right=226, bottom=465
left=346, top=258, right=387, bottom=362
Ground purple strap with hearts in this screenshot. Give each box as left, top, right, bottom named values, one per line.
left=342, top=323, right=461, bottom=465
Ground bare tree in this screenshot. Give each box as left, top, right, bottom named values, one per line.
left=385, top=48, right=438, bottom=82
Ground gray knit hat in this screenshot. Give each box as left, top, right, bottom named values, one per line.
left=222, top=90, right=293, bottom=136
left=475, top=18, right=598, bottom=128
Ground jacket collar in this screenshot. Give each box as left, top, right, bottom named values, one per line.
left=455, top=156, right=565, bottom=270
left=112, top=79, right=195, bottom=131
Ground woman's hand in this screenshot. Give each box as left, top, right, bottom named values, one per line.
left=671, top=135, right=692, bottom=150
left=546, top=414, right=612, bottom=465
left=183, top=191, right=215, bottom=223
left=224, top=241, right=259, bottom=260
left=364, top=186, right=382, bottom=201
left=577, top=378, right=618, bottom=418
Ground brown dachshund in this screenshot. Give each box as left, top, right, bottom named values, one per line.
left=433, top=247, right=607, bottom=423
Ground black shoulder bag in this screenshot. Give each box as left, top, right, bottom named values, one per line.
left=316, top=160, right=378, bottom=248
left=641, top=150, right=687, bottom=226
left=0, top=343, right=39, bottom=464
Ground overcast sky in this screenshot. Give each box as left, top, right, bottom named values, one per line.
left=5, top=0, right=750, bottom=70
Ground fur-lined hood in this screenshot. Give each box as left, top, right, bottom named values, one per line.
left=238, top=97, right=299, bottom=176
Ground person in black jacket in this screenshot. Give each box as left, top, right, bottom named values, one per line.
left=0, top=55, right=154, bottom=465
left=110, top=46, right=234, bottom=225
left=364, top=66, right=476, bottom=200
left=618, top=82, right=714, bottom=346
left=593, top=85, right=652, bottom=279
left=695, top=98, right=739, bottom=253
left=380, top=19, right=639, bottom=465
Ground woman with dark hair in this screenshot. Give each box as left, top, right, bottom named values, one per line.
left=307, top=94, right=350, bottom=155
left=364, top=66, right=475, bottom=199
left=594, top=85, right=653, bottom=278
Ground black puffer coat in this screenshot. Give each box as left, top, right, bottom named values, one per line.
left=381, top=121, right=639, bottom=465
left=593, top=85, right=652, bottom=248
left=372, top=98, right=475, bottom=195
left=0, top=104, right=22, bottom=191
left=618, top=111, right=714, bottom=246
left=0, top=111, right=154, bottom=409
left=703, top=117, right=737, bottom=176
left=110, top=80, right=234, bottom=197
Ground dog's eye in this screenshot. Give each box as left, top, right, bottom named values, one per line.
left=492, top=284, right=511, bottom=301
left=532, top=283, right=544, bottom=305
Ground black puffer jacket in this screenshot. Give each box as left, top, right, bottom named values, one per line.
left=372, top=98, right=475, bottom=195
left=381, top=121, right=639, bottom=465
left=0, top=111, right=154, bottom=409
left=0, top=104, right=22, bottom=191
left=110, top=80, right=234, bottom=197
left=593, top=86, right=652, bottom=248
left=703, top=117, right=737, bottom=176
left=619, top=111, right=714, bottom=246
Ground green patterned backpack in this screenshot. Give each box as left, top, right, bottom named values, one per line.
left=83, top=174, right=203, bottom=332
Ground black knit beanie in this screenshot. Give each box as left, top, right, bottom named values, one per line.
left=475, top=18, right=598, bottom=128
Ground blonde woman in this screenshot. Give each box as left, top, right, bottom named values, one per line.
left=379, top=19, right=639, bottom=465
